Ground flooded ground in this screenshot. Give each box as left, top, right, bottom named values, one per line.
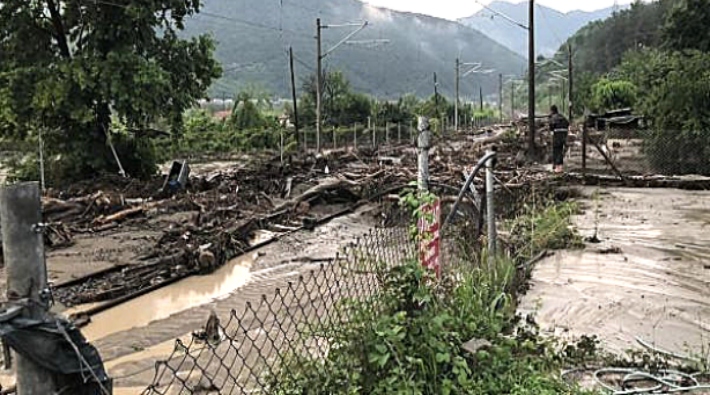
left=81, top=253, right=254, bottom=341
left=83, top=205, right=378, bottom=391
left=520, top=188, right=710, bottom=356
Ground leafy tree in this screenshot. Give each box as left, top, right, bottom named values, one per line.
left=0, top=0, right=221, bottom=181
left=620, top=50, right=710, bottom=175
left=561, top=0, right=674, bottom=77
left=417, top=94, right=451, bottom=120
left=299, top=70, right=371, bottom=127
left=663, top=0, right=710, bottom=52
left=230, top=90, right=269, bottom=131
left=590, top=78, right=638, bottom=112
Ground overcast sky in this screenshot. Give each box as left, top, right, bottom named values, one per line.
left=361, top=0, right=635, bottom=20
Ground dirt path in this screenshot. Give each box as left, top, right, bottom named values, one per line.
left=520, top=188, right=710, bottom=356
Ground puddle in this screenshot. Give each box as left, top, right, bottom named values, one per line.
left=80, top=253, right=255, bottom=342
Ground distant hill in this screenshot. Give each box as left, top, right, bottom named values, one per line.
left=561, top=0, right=673, bottom=76
left=459, top=1, right=624, bottom=57
left=183, top=0, right=525, bottom=99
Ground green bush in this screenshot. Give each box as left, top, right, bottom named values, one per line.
left=590, top=78, right=638, bottom=112
left=620, top=50, right=710, bottom=175
left=269, top=258, right=590, bottom=394
left=506, top=200, right=583, bottom=263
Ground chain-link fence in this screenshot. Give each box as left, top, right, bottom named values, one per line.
left=140, top=226, right=417, bottom=395
left=139, top=188, right=483, bottom=395
left=563, top=125, right=709, bottom=178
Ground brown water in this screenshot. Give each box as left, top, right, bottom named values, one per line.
left=80, top=253, right=255, bottom=341
left=520, top=188, right=710, bottom=355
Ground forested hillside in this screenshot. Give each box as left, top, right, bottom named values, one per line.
left=459, top=1, right=620, bottom=57
left=183, top=0, right=525, bottom=99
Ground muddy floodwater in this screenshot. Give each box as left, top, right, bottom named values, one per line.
left=519, top=188, right=710, bottom=355
left=80, top=253, right=255, bottom=341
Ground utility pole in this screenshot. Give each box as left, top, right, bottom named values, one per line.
left=498, top=73, right=503, bottom=123
left=562, top=79, right=567, bottom=114
left=568, top=43, right=574, bottom=121
left=289, top=47, right=300, bottom=148
left=316, top=18, right=323, bottom=152
left=1, top=182, right=58, bottom=394
left=455, top=58, right=460, bottom=132
left=528, top=0, right=536, bottom=155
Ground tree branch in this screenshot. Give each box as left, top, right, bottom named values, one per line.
left=46, top=0, right=72, bottom=59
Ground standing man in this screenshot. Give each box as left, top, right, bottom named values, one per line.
left=548, top=105, right=569, bottom=173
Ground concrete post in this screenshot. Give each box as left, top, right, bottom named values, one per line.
left=385, top=122, right=390, bottom=145
left=0, top=182, right=59, bottom=394
left=417, top=117, right=431, bottom=192
left=485, top=152, right=497, bottom=268
left=353, top=123, right=358, bottom=150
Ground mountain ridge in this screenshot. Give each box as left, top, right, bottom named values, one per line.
left=184, top=0, right=526, bottom=99
left=458, top=1, right=626, bottom=57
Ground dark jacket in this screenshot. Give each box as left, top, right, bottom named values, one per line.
left=549, top=113, right=569, bottom=131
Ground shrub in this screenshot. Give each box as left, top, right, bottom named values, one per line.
left=620, top=50, right=710, bottom=175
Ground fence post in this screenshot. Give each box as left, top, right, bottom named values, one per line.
left=38, top=128, right=46, bottom=192
left=398, top=123, right=402, bottom=144
left=280, top=127, right=284, bottom=165
left=417, top=117, right=431, bottom=191
left=582, top=124, right=587, bottom=176
left=333, top=126, right=337, bottom=150
left=410, top=120, right=415, bottom=145
left=0, top=182, right=60, bottom=394
left=370, top=118, right=376, bottom=148
left=386, top=122, right=390, bottom=145
left=486, top=151, right=497, bottom=267
left=353, top=123, right=358, bottom=150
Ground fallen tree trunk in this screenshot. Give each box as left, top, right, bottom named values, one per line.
left=272, top=177, right=360, bottom=212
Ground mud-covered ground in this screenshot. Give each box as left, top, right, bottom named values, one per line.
left=520, top=187, right=710, bottom=356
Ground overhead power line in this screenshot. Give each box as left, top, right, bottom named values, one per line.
left=473, top=0, right=528, bottom=31
left=89, top=0, right=312, bottom=38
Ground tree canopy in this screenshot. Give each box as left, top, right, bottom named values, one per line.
left=0, top=0, right=221, bottom=180
left=663, top=0, right=710, bottom=52
left=299, top=70, right=372, bottom=128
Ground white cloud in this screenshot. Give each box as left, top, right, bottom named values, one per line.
left=361, top=0, right=636, bottom=21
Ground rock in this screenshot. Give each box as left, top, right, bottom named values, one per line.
left=597, top=246, right=622, bottom=254
left=461, top=338, right=492, bottom=355
left=199, top=250, right=216, bottom=271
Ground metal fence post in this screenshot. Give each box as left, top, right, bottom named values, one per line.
left=582, top=124, right=587, bottom=175
left=486, top=151, right=497, bottom=267
left=371, top=118, right=376, bottom=148
left=0, top=182, right=59, bottom=394
left=280, top=127, right=284, bottom=165
left=418, top=117, right=431, bottom=191
left=38, top=128, right=46, bottom=192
